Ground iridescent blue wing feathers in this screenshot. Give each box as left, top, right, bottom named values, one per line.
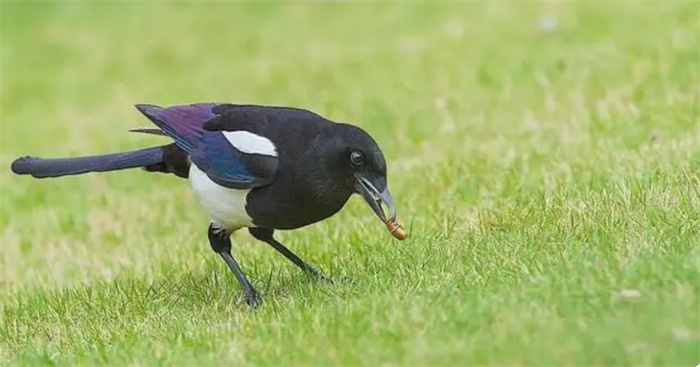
left=135, top=103, right=278, bottom=189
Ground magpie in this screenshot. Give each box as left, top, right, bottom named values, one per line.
left=10, top=103, right=407, bottom=307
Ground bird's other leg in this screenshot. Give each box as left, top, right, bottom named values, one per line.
left=208, top=224, right=261, bottom=307
left=248, top=227, right=329, bottom=281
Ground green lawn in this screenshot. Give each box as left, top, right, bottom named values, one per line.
left=1, top=2, right=699, bottom=366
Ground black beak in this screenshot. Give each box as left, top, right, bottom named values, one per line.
left=354, top=174, right=396, bottom=222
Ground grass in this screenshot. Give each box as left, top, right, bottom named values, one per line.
left=1, top=2, right=699, bottom=366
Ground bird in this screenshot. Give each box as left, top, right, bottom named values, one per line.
left=10, top=102, right=407, bottom=307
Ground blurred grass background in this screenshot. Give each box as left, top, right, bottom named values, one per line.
left=1, top=2, right=699, bottom=366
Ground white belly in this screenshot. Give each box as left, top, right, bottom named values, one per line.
left=189, top=164, right=254, bottom=230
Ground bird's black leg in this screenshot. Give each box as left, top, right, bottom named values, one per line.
left=248, top=227, right=328, bottom=281
left=208, top=224, right=261, bottom=307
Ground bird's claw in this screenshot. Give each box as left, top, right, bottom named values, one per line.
left=307, top=267, right=333, bottom=284
left=244, top=290, right=263, bottom=308
left=318, top=274, right=334, bottom=284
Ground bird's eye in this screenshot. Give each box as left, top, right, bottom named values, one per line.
left=350, top=151, right=364, bottom=167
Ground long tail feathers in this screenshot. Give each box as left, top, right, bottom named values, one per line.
left=11, top=146, right=165, bottom=178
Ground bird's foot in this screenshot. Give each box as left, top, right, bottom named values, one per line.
left=244, top=289, right=263, bottom=308
left=307, top=266, right=333, bottom=284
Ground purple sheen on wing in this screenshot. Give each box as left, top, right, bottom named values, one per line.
left=138, top=103, right=219, bottom=152
left=161, top=103, right=218, bottom=139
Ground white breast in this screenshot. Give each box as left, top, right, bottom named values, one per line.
left=188, top=164, right=253, bottom=230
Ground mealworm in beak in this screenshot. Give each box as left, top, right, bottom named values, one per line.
left=386, top=218, right=408, bottom=240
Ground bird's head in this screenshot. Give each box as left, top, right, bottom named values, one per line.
left=315, top=123, right=407, bottom=240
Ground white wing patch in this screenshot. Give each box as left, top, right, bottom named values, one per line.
left=222, top=130, right=277, bottom=157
